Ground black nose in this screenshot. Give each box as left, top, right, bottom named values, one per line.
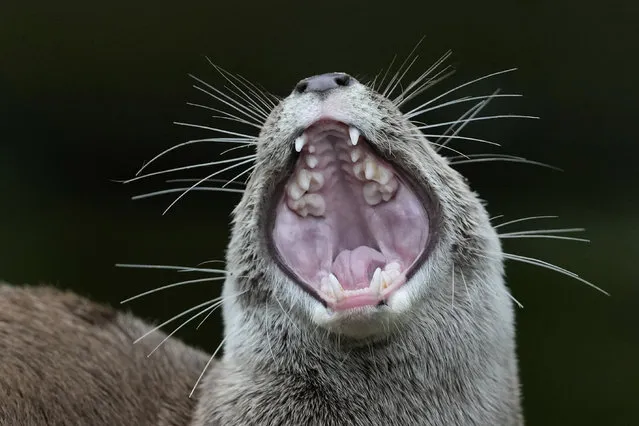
left=294, top=72, right=356, bottom=94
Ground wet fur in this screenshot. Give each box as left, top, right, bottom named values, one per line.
left=1, top=74, right=522, bottom=425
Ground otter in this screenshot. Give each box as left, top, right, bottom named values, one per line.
left=2, top=58, right=597, bottom=425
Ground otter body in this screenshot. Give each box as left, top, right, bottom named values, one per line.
left=0, top=285, right=207, bottom=425
left=1, top=70, right=524, bottom=425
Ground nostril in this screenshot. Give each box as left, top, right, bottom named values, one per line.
left=334, top=74, right=351, bottom=87
left=293, top=73, right=358, bottom=94
left=295, top=81, right=309, bottom=93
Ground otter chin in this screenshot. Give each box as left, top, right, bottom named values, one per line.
left=270, top=118, right=431, bottom=312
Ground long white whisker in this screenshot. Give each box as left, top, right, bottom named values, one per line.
left=447, top=153, right=523, bottom=161
left=136, top=138, right=255, bottom=177
left=499, top=235, right=590, bottom=242
left=207, top=61, right=273, bottom=119
left=190, top=333, right=230, bottom=398
left=115, top=263, right=227, bottom=274
left=449, top=157, right=560, bottom=170
left=220, top=144, right=256, bottom=156
left=166, top=178, right=245, bottom=187
left=173, top=122, right=257, bottom=139
left=499, top=227, right=585, bottom=236
left=427, top=141, right=470, bottom=159
left=191, top=83, right=266, bottom=126
left=196, top=290, right=248, bottom=329
left=436, top=90, right=498, bottom=150
left=223, top=164, right=257, bottom=188
left=493, top=215, right=558, bottom=229
left=405, top=68, right=518, bottom=117
left=190, top=74, right=268, bottom=123
left=121, top=276, right=226, bottom=304
left=502, top=252, right=609, bottom=296
left=162, top=157, right=256, bottom=214
left=422, top=134, right=501, bottom=147
left=385, top=55, right=420, bottom=100
left=207, top=59, right=277, bottom=110
left=186, top=102, right=263, bottom=130
left=407, top=94, right=522, bottom=118
left=132, top=187, right=245, bottom=200
left=378, top=55, right=398, bottom=95
left=383, top=36, right=426, bottom=98
left=122, top=155, right=256, bottom=184
left=134, top=298, right=220, bottom=344
left=420, top=114, right=538, bottom=131
left=147, top=300, right=224, bottom=357
left=395, top=50, right=453, bottom=106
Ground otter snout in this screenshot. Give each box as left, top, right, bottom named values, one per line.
left=294, top=72, right=357, bottom=94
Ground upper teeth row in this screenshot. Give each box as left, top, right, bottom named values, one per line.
left=319, top=262, right=402, bottom=301
left=294, top=126, right=361, bottom=153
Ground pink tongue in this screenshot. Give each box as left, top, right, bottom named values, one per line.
left=331, top=246, right=387, bottom=290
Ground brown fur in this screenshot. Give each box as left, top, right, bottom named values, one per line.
left=0, top=284, right=208, bottom=425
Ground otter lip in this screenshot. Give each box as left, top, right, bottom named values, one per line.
left=271, top=119, right=430, bottom=311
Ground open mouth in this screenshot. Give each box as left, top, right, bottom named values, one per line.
left=270, top=119, right=430, bottom=311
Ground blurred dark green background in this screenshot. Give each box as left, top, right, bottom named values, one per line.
left=1, top=1, right=637, bottom=425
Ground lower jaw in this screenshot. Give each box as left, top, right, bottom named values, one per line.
left=319, top=273, right=407, bottom=311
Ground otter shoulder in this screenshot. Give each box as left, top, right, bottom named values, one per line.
left=0, top=283, right=210, bottom=426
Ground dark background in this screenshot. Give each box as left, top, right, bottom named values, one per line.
left=1, top=1, right=637, bottom=425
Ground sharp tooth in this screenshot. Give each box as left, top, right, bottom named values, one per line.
left=369, top=267, right=382, bottom=294
left=364, top=157, right=376, bottom=180
left=363, top=181, right=382, bottom=206
left=305, top=155, right=318, bottom=169
left=328, top=274, right=343, bottom=299
left=303, top=194, right=326, bottom=217
left=308, top=171, right=324, bottom=192
left=295, top=135, right=306, bottom=152
left=349, top=127, right=360, bottom=146
left=297, top=169, right=311, bottom=191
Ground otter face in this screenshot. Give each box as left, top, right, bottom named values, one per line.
left=270, top=74, right=432, bottom=312
left=225, top=71, right=499, bottom=337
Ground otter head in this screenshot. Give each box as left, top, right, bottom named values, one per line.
left=223, top=71, right=503, bottom=340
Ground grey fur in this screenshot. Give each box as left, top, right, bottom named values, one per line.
left=1, top=76, right=522, bottom=425
left=193, top=81, right=521, bottom=424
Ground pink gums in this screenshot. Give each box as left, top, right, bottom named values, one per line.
left=272, top=121, right=429, bottom=310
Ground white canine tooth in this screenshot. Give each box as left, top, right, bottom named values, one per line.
left=328, top=274, right=343, bottom=299
left=308, top=171, right=324, bottom=191
left=363, top=182, right=382, bottom=206
left=369, top=267, right=382, bottom=294
left=287, top=182, right=305, bottom=200
left=349, top=126, right=360, bottom=146
left=294, top=135, right=306, bottom=152
left=380, top=271, right=393, bottom=290
left=303, top=194, right=326, bottom=217
left=297, top=169, right=311, bottom=191
left=350, top=148, right=362, bottom=163
left=305, top=155, right=319, bottom=169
